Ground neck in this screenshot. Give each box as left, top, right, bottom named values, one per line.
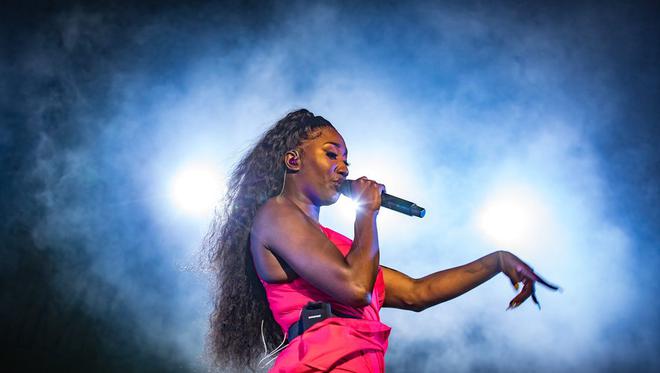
left=280, top=174, right=320, bottom=222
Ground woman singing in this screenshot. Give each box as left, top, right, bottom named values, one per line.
left=207, top=109, right=557, bottom=372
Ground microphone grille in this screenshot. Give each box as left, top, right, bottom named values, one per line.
left=339, top=179, right=353, bottom=198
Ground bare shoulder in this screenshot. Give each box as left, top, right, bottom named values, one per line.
left=251, top=196, right=306, bottom=244
left=251, top=195, right=341, bottom=284
left=256, top=195, right=297, bottom=217
left=252, top=195, right=337, bottom=261
left=251, top=197, right=367, bottom=305
left=250, top=197, right=304, bottom=282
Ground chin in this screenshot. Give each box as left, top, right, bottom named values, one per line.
left=320, top=192, right=341, bottom=206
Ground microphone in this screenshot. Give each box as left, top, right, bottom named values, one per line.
left=339, top=179, right=426, bottom=218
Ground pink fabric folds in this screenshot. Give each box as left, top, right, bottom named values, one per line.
left=260, top=226, right=391, bottom=372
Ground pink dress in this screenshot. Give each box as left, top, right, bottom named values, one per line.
left=260, top=226, right=391, bottom=372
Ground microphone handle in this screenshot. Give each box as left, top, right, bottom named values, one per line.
left=381, top=193, right=426, bottom=218
left=339, top=179, right=426, bottom=218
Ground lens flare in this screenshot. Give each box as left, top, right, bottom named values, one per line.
left=336, top=195, right=360, bottom=218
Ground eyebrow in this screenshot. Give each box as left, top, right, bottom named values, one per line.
left=323, top=142, right=348, bottom=157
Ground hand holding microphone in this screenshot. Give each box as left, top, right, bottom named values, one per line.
left=340, top=177, right=385, bottom=214
left=339, top=178, right=426, bottom=218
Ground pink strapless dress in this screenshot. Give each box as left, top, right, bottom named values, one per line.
left=260, top=226, right=391, bottom=372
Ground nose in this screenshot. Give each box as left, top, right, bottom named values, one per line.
left=337, top=162, right=349, bottom=178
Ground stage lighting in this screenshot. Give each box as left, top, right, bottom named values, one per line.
left=336, top=195, right=359, bottom=218
left=169, top=164, right=222, bottom=217
left=476, top=186, right=546, bottom=248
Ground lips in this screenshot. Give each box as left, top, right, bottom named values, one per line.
left=331, top=179, right=345, bottom=190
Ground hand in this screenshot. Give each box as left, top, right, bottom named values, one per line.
left=497, top=251, right=560, bottom=310
left=350, top=176, right=386, bottom=213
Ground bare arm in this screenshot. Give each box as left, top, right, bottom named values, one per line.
left=252, top=179, right=384, bottom=307
left=382, top=251, right=559, bottom=312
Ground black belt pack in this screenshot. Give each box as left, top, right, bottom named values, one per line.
left=287, top=301, right=358, bottom=341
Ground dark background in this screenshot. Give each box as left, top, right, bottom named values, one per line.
left=2, top=1, right=659, bottom=372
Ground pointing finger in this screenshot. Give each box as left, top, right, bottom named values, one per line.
left=533, top=273, right=560, bottom=291
left=531, top=291, right=541, bottom=310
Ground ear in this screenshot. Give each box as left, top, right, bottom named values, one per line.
left=284, top=150, right=301, bottom=172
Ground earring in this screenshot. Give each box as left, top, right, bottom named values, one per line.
left=289, top=151, right=299, bottom=166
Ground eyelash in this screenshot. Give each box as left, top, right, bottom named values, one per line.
left=326, top=152, right=350, bottom=166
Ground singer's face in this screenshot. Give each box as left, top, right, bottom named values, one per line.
left=298, top=126, right=349, bottom=206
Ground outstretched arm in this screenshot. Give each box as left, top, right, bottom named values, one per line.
left=382, top=251, right=558, bottom=312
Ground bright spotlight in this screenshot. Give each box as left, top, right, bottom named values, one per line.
left=336, top=195, right=359, bottom=218
left=476, top=185, right=547, bottom=248
left=169, top=164, right=223, bottom=217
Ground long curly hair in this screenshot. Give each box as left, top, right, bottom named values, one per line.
left=206, top=109, right=334, bottom=370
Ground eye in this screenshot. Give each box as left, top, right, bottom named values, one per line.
left=327, top=151, right=349, bottom=167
